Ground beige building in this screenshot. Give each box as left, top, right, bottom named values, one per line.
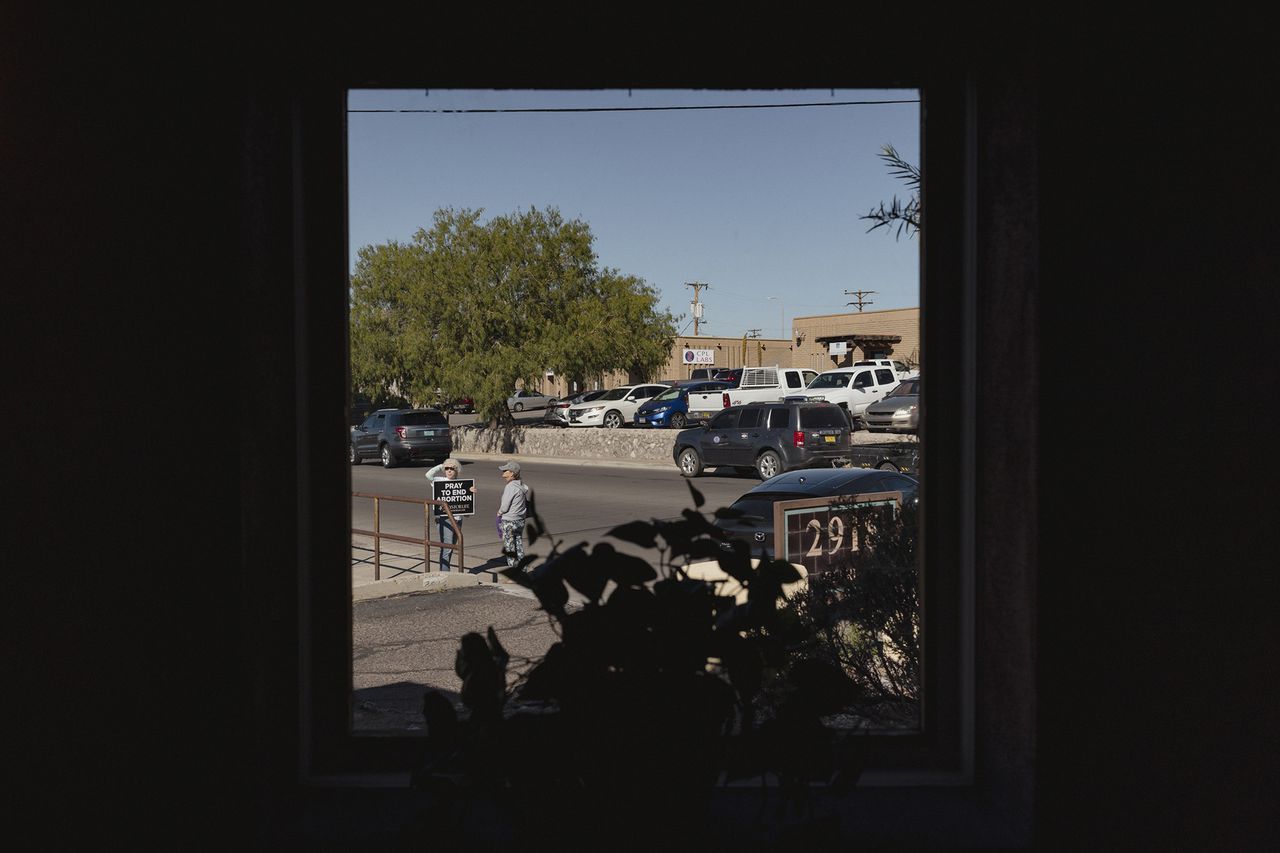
left=531, top=306, right=920, bottom=397
left=791, top=306, right=920, bottom=374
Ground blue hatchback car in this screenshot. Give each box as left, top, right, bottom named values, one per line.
left=634, top=380, right=732, bottom=429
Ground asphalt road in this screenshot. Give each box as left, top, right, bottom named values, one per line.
left=351, top=453, right=760, bottom=569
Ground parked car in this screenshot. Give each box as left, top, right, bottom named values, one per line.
left=712, top=367, right=744, bottom=384
left=349, top=407, right=452, bottom=468
left=852, top=358, right=919, bottom=381
left=672, top=400, right=852, bottom=479
left=798, top=365, right=901, bottom=428
left=712, top=467, right=919, bottom=559
left=567, top=383, right=669, bottom=428
left=506, top=389, right=556, bottom=412
left=863, top=378, right=919, bottom=433
left=634, top=380, right=732, bottom=429
left=446, top=396, right=474, bottom=414
left=544, top=389, right=608, bottom=426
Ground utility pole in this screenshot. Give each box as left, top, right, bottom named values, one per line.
left=746, top=329, right=762, bottom=338
left=844, top=289, right=876, bottom=312
left=686, top=282, right=709, bottom=336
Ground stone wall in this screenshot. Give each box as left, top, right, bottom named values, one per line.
left=452, top=424, right=681, bottom=463
left=451, top=423, right=916, bottom=464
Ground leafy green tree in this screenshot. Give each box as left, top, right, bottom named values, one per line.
left=860, top=143, right=921, bottom=240
left=350, top=206, right=677, bottom=425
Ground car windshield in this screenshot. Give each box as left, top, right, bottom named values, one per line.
left=600, top=388, right=629, bottom=401
left=653, top=387, right=682, bottom=402
left=724, top=494, right=808, bottom=524
left=807, top=373, right=850, bottom=389
left=399, top=411, right=447, bottom=425
left=886, top=379, right=919, bottom=397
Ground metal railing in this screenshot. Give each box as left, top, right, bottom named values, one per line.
left=352, top=491, right=464, bottom=581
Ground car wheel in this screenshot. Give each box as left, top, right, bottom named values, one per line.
left=380, top=445, right=397, bottom=469
left=669, top=412, right=687, bottom=429
left=349, top=443, right=361, bottom=465
left=756, top=450, right=782, bottom=480
left=677, top=447, right=703, bottom=477
left=603, top=410, right=623, bottom=429
left=513, top=402, right=524, bottom=412
left=877, top=461, right=899, bottom=472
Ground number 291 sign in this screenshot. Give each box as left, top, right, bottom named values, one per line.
left=774, top=491, right=903, bottom=575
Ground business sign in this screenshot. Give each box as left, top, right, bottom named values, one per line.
left=682, top=348, right=715, bottom=365
left=774, top=491, right=902, bottom=575
left=828, top=341, right=848, bottom=356
left=432, top=479, right=475, bottom=517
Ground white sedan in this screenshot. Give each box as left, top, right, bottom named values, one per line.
left=567, top=383, right=669, bottom=428
left=506, top=389, right=556, bottom=412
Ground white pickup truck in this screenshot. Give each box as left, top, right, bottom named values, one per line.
left=685, top=365, right=819, bottom=421
left=791, top=364, right=903, bottom=428
left=851, top=358, right=919, bottom=382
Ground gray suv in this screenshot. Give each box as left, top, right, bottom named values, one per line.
left=672, top=400, right=852, bottom=480
left=349, top=408, right=452, bottom=468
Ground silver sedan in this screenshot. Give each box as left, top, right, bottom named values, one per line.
left=863, top=378, right=919, bottom=433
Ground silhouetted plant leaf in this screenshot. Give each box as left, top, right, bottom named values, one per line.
left=547, top=543, right=606, bottom=604
left=716, top=539, right=754, bottom=585
left=517, top=641, right=568, bottom=702
left=681, top=539, right=729, bottom=562
left=591, top=542, right=657, bottom=586
left=712, top=506, right=747, bottom=520
left=525, top=561, right=569, bottom=617
left=607, top=520, right=659, bottom=548
left=686, top=480, right=705, bottom=508
left=787, top=658, right=862, bottom=715
left=760, top=558, right=803, bottom=585
left=718, top=633, right=764, bottom=702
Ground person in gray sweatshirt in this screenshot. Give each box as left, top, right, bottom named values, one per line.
left=496, top=461, right=530, bottom=568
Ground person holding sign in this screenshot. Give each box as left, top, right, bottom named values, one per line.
left=425, top=458, right=475, bottom=572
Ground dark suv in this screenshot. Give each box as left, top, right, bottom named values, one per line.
left=349, top=408, right=452, bottom=468
left=672, top=400, right=852, bottom=479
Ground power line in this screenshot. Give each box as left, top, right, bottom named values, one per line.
left=844, top=289, right=877, bottom=312
left=349, top=98, right=919, bottom=114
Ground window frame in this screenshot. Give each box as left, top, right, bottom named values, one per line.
left=301, top=79, right=981, bottom=786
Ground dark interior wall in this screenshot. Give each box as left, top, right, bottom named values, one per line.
left=6, top=10, right=1276, bottom=848
left=1035, top=26, right=1279, bottom=848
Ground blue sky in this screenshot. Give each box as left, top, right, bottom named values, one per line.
left=347, top=89, right=919, bottom=340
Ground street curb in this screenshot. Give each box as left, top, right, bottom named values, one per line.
left=353, top=570, right=495, bottom=602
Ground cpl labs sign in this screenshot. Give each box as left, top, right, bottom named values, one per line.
left=431, top=479, right=475, bottom=518
left=682, top=348, right=714, bottom=365
left=775, top=490, right=904, bottom=575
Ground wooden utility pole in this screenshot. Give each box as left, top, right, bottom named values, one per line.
left=844, top=289, right=876, bottom=312
left=686, top=282, right=709, bottom=335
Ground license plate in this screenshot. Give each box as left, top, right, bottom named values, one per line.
left=824, top=435, right=835, bottom=443
left=419, top=429, right=435, bottom=437
left=637, top=417, right=646, bottom=423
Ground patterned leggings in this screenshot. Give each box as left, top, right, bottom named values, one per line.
left=501, top=519, right=525, bottom=567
